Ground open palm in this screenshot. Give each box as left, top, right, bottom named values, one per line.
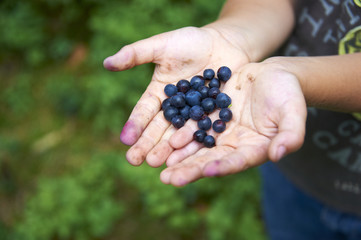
left=160, top=62, right=307, bottom=186
left=104, top=26, right=250, bottom=167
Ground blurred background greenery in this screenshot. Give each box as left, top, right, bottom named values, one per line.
left=0, top=0, right=267, bottom=239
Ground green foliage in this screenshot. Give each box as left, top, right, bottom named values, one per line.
left=14, top=154, right=124, bottom=240
left=1, top=72, right=34, bottom=117
left=0, top=0, right=267, bottom=239
left=117, top=160, right=266, bottom=240
left=116, top=161, right=201, bottom=234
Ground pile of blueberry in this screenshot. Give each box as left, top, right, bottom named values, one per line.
left=162, top=66, right=233, bottom=148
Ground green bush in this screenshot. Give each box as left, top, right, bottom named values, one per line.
left=14, top=154, right=124, bottom=240
left=117, top=161, right=266, bottom=240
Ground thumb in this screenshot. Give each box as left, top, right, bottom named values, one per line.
left=268, top=100, right=307, bottom=162
left=103, top=34, right=166, bottom=71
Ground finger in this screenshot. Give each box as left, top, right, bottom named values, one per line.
left=161, top=158, right=203, bottom=187
left=160, top=146, right=233, bottom=186
left=145, top=126, right=176, bottom=167
left=203, top=143, right=268, bottom=177
left=120, top=82, right=162, bottom=146
left=169, top=120, right=198, bottom=149
left=103, top=34, right=166, bottom=71
left=125, top=111, right=170, bottom=166
left=268, top=100, right=307, bottom=162
left=166, top=141, right=203, bottom=167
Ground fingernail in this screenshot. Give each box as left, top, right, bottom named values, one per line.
left=276, top=145, right=286, bottom=161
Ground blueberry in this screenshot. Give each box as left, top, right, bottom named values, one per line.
left=197, top=116, right=212, bottom=130
left=162, top=98, right=171, bottom=110
left=171, top=115, right=185, bottom=129
left=185, top=90, right=202, bottom=106
left=187, top=88, right=196, bottom=94
left=176, top=79, right=191, bottom=93
left=208, top=78, right=220, bottom=88
left=201, top=98, right=216, bottom=113
left=198, top=86, right=209, bottom=99
left=163, top=107, right=179, bottom=122
left=203, top=135, right=215, bottom=148
left=190, top=75, right=205, bottom=90
left=193, top=129, right=207, bottom=143
left=219, top=108, right=233, bottom=122
left=203, top=69, right=215, bottom=80
left=164, top=84, right=178, bottom=97
left=208, top=87, right=220, bottom=99
left=212, top=119, right=226, bottom=133
left=179, top=105, right=190, bottom=120
left=189, top=105, right=204, bottom=121
left=170, top=94, right=186, bottom=108
left=177, top=92, right=185, bottom=98
left=216, top=93, right=231, bottom=108
left=217, top=66, right=232, bottom=82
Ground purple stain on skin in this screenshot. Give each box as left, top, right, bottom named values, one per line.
left=177, top=178, right=188, bottom=186
left=203, top=160, right=222, bottom=177
left=120, top=121, right=139, bottom=146
left=104, top=47, right=134, bottom=71
left=103, top=57, right=119, bottom=71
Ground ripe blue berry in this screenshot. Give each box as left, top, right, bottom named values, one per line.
left=203, top=69, right=215, bottom=80
left=216, top=93, right=231, bottom=108
left=163, top=107, right=179, bottom=122
left=193, top=129, right=207, bottom=143
left=162, top=98, right=171, bottom=110
left=201, top=98, right=216, bottom=113
left=176, top=92, right=185, bottom=98
left=171, top=115, right=185, bottom=129
left=176, top=79, right=191, bottom=93
left=198, top=86, right=209, bottom=99
left=179, top=105, right=190, bottom=120
left=190, top=75, right=205, bottom=90
left=212, top=119, right=226, bottom=133
left=185, top=91, right=202, bottom=106
left=170, top=94, right=186, bottom=108
left=219, top=108, right=233, bottom=122
left=189, top=105, right=204, bottom=121
left=208, top=78, right=220, bottom=88
left=164, top=84, right=178, bottom=97
left=203, top=135, right=215, bottom=148
left=217, top=66, right=232, bottom=82
left=197, top=116, right=212, bottom=130
left=208, top=87, right=220, bottom=99
left=162, top=67, right=232, bottom=148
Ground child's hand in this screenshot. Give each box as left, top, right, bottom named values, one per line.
left=104, top=26, right=250, bottom=167
left=160, top=61, right=307, bottom=186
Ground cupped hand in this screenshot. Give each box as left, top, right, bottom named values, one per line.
left=104, top=26, right=250, bottom=167
left=161, top=60, right=307, bottom=186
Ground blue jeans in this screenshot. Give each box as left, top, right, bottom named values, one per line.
left=259, top=162, right=361, bottom=240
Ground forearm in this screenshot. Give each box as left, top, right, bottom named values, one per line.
left=204, top=0, right=296, bottom=62
left=269, top=53, right=361, bottom=112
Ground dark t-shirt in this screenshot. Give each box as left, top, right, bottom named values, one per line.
left=276, top=0, right=361, bottom=215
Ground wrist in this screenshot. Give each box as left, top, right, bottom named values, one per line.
left=263, top=54, right=361, bottom=112
left=262, top=56, right=308, bottom=102
left=204, top=0, right=296, bottom=62
left=202, top=22, right=253, bottom=62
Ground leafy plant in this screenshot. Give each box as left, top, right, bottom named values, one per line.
left=14, top=154, right=124, bottom=240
